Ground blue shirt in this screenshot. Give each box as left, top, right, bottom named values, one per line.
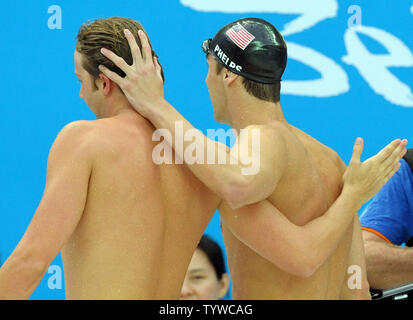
left=360, top=159, right=413, bottom=245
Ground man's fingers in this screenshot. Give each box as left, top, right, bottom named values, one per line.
left=371, top=139, right=401, bottom=164
left=138, top=30, right=154, bottom=65
left=98, top=65, right=125, bottom=87
left=124, top=29, right=142, bottom=66
left=100, top=48, right=131, bottom=76
left=401, top=146, right=408, bottom=158
left=384, top=160, right=401, bottom=179
left=384, top=161, right=401, bottom=182
left=350, top=137, right=364, bottom=164
left=381, top=139, right=408, bottom=170
left=154, top=57, right=162, bottom=79
left=401, top=139, right=409, bottom=151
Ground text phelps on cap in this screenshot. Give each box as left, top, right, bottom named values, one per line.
left=214, top=44, right=243, bottom=72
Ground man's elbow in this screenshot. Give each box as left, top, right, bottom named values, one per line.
left=294, top=261, right=318, bottom=279
left=291, top=245, right=324, bottom=278
left=270, top=249, right=319, bottom=279
left=221, top=175, right=269, bottom=209
left=221, top=179, right=254, bottom=209
left=6, top=251, right=50, bottom=298
left=279, top=261, right=316, bottom=279
left=19, top=254, right=49, bottom=279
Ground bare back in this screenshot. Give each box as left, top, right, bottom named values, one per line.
left=220, top=122, right=362, bottom=299
left=61, top=112, right=220, bottom=299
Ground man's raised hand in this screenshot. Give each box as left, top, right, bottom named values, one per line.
left=343, top=138, right=408, bottom=205
left=98, top=29, right=164, bottom=118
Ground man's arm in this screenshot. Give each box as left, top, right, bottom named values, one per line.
left=0, top=122, right=94, bottom=299
left=363, top=231, right=413, bottom=290
left=98, top=30, right=285, bottom=209
left=220, top=138, right=407, bottom=278
left=143, top=104, right=285, bottom=209
left=220, top=195, right=359, bottom=278
left=339, top=215, right=371, bottom=300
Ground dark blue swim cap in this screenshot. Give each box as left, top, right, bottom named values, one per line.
left=202, top=18, right=287, bottom=84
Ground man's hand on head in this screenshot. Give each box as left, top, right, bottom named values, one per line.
left=99, top=29, right=165, bottom=119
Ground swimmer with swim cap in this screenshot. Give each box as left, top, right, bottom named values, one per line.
left=202, top=17, right=287, bottom=83
left=88, top=18, right=409, bottom=299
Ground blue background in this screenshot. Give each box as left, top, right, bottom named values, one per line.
left=0, top=0, right=412, bottom=300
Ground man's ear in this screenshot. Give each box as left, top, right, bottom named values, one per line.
left=97, top=73, right=113, bottom=96
left=223, top=69, right=239, bottom=87
left=218, top=273, right=230, bottom=299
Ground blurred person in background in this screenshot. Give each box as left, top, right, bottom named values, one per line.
left=180, top=235, right=230, bottom=300
left=361, top=149, right=413, bottom=290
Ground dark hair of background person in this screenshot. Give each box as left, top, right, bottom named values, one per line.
left=197, top=235, right=227, bottom=280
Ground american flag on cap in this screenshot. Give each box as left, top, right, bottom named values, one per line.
left=226, top=23, right=255, bottom=50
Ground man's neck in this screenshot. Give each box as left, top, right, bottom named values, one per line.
left=228, top=97, right=287, bottom=131
left=98, top=96, right=137, bottom=119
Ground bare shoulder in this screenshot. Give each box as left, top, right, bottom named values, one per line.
left=246, top=120, right=287, bottom=134
left=320, top=142, right=347, bottom=175
left=315, top=139, right=347, bottom=173
left=286, top=124, right=347, bottom=176
left=59, top=116, right=149, bottom=151
left=59, top=120, right=98, bottom=136
left=335, top=152, right=347, bottom=175
left=245, top=121, right=288, bottom=149
left=96, top=115, right=153, bottom=141
left=319, top=144, right=347, bottom=176
left=52, top=120, right=100, bottom=155
left=246, top=122, right=289, bottom=166
left=46, top=120, right=101, bottom=174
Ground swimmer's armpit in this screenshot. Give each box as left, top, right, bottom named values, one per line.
left=0, top=121, right=94, bottom=299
